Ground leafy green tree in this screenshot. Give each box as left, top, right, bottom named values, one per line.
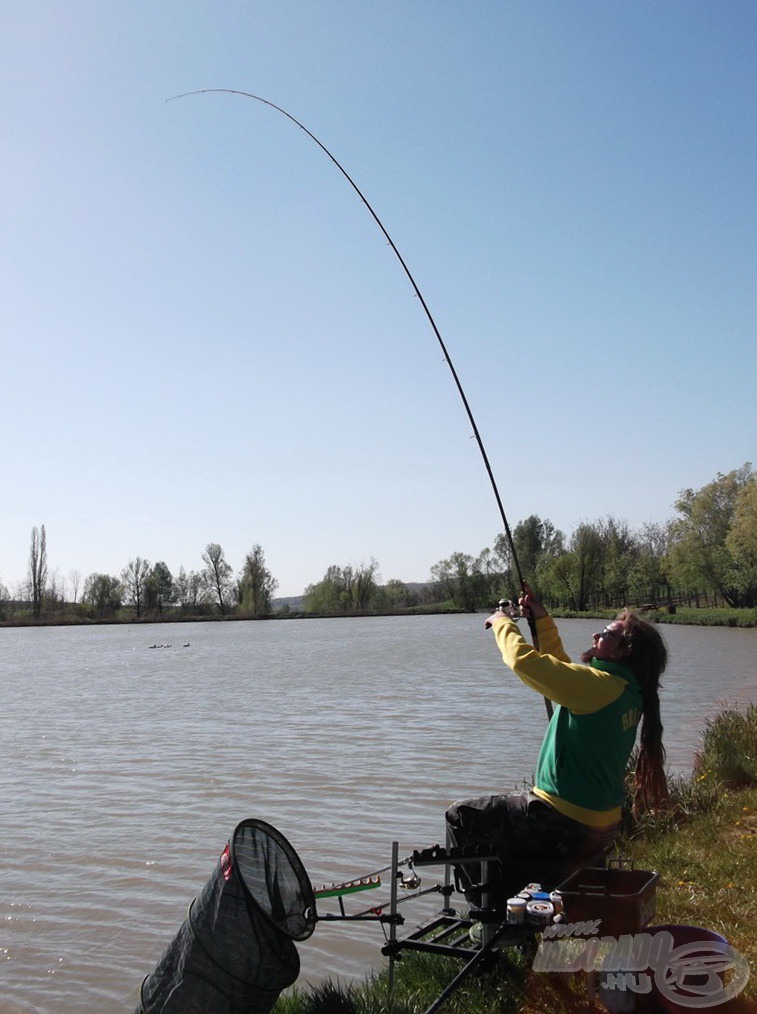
left=145, top=561, right=174, bottom=615
left=304, top=565, right=345, bottom=614
left=237, top=544, right=278, bottom=617
left=352, top=558, right=380, bottom=611
left=628, top=521, right=674, bottom=606
left=379, top=579, right=418, bottom=609
left=597, top=517, right=637, bottom=607
left=512, top=516, right=548, bottom=580
left=430, top=551, right=487, bottom=610
left=202, top=542, right=234, bottom=614
left=544, top=550, right=578, bottom=610
left=83, top=573, right=123, bottom=618
left=512, top=515, right=565, bottom=597
left=491, top=533, right=516, bottom=593
left=304, top=560, right=380, bottom=614
left=669, top=464, right=753, bottom=607
left=473, top=546, right=504, bottom=605
left=725, top=472, right=757, bottom=606
left=544, top=522, right=604, bottom=611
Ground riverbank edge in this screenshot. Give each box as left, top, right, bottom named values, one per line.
left=2, top=605, right=755, bottom=628
left=274, top=784, right=757, bottom=1013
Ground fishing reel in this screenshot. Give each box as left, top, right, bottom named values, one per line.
left=398, top=861, right=421, bottom=892
left=497, top=598, right=521, bottom=618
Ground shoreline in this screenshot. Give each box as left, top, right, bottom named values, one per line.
left=2, top=604, right=755, bottom=629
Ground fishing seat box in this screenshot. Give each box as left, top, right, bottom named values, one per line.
left=556, top=866, right=659, bottom=936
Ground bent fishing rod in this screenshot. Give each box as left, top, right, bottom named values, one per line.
left=169, top=89, right=551, bottom=717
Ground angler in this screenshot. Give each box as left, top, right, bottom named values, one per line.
left=446, top=582, right=669, bottom=905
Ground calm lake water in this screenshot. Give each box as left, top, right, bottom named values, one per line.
left=2, top=614, right=755, bottom=1012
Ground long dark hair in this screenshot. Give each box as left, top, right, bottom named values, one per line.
left=616, top=609, right=669, bottom=813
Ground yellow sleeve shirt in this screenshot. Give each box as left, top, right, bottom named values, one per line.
left=490, top=614, right=626, bottom=714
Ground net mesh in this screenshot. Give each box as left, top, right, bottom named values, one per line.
left=136, top=818, right=316, bottom=1013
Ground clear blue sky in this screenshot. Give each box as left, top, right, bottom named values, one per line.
left=2, top=1, right=755, bottom=598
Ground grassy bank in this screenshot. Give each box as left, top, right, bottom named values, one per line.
left=274, top=707, right=757, bottom=1013
left=3, top=602, right=755, bottom=627
left=548, top=606, right=756, bottom=628
left=637, top=606, right=755, bottom=629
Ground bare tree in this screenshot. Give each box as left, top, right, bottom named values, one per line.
left=202, top=543, right=233, bottom=614
left=47, top=569, right=65, bottom=613
left=121, top=557, right=151, bottom=618
left=29, top=525, right=47, bottom=618
left=175, top=567, right=207, bottom=613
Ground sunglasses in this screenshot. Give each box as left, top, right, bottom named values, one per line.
left=599, top=626, right=623, bottom=642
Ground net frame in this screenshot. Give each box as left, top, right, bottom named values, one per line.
left=230, top=817, right=316, bottom=942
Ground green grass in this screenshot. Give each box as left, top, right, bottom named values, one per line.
left=275, top=789, right=757, bottom=1012
left=274, top=951, right=530, bottom=1014
left=547, top=606, right=756, bottom=628
left=615, top=787, right=757, bottom=1010
left=653, top=607, right=756, bottom=628
left=694, top=704, right=757, bottom=787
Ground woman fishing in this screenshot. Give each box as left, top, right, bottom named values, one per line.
left=446, top=583, right=668, bottom=904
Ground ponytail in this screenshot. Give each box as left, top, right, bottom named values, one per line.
left=616, top=610, right=669, bottom=814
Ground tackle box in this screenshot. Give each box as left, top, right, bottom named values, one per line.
left=556, top=866, right=659, bottom=936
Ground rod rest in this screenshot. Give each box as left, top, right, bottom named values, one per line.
left=411, top=844, right=501, bottom=867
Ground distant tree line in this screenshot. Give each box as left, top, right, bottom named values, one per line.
left=0, top=540, right=279, bottom=622
left=301, top=560, right=438, bottom=614
left=430, top=463, right=755, bottom=613
left=0, top=463, right=753, bottom=622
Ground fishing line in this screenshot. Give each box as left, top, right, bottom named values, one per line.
left=169, top=88, right=525, bottom=583
left=169, top=90, right=551, bottom=716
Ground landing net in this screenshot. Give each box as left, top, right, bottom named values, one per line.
left=136, top=818, right=315, bottom=1013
